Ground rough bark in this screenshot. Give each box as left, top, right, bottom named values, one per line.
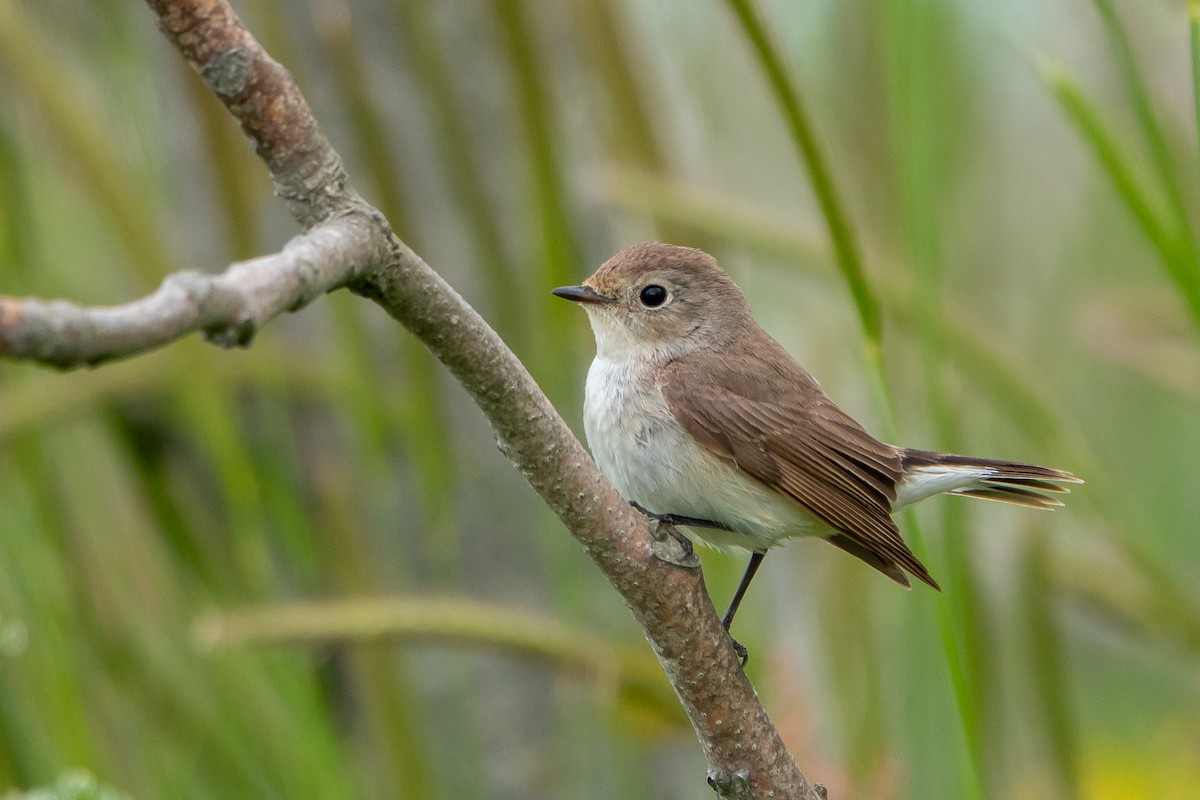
left=0, top=2, right=826, bottom=796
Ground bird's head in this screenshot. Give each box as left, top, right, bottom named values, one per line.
left=552, top=242, right=753, bottom=361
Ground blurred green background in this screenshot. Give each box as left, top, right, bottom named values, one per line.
left=1, top=0, right=1198, bottom=797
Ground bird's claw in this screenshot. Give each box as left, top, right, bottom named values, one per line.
left=730, top=636, right=749, bottom=669
left=632, top=501, right=700, bottom=568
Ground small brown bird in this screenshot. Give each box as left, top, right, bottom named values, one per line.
left=554, top=242, right=1079, bottom=653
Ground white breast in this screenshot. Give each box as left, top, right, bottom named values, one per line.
left=582, top=355, right=823, bottom=551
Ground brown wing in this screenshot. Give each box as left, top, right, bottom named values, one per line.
left=659, top=353, right=939, bottom=590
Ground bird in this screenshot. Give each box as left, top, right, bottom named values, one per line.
left=553, top=242, right=1080, bottom=657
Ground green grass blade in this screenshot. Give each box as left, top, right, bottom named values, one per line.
left=1019, top=530, right=1082, bottom=800
left=493, top=0, right=583, bottom=378
left=391, top=0, right=527, bottom=348
left=1044, top=65, right=1200, bottom=329
left=721, top=3, right=979, bottom=792
left=723, top=2, right=997, bottom=794
left=723, top=0, right=881, bottom=347
left=882, top=1, right=991, bottom=793
left=318, top=0, right=463, bottom=583
left=0, top=0, right=172, bottom=285
left=1092, top=0, right=1195, bottom=255
left=1191, top=2, right=1200, bottom=191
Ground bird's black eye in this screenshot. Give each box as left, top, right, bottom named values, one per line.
left=639, top=284, right=668, bottom=307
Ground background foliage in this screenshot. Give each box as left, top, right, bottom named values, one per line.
left=1, top=0, right=1198, bottom=798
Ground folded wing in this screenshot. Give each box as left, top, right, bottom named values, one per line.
left=660, top=354, right=939, bottom=590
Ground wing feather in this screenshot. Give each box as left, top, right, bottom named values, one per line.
left=660, top=355, right=939, bottom=589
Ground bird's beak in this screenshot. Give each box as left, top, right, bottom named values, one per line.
left=551, top=284, right=614, bottom=305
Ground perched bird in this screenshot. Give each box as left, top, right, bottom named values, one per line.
left=553, top=242, right=1079, bottom=655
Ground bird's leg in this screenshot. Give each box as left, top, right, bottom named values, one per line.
left=629, top=501, right=758, bottom=667
left=649, top=511, right=736, bottom=532
left=720, top=551, right=766, bottom=667
left=631, top=501, right=700, bottom=568
left=630, top=500, right=691, bottom=555
left=633, top=501, right=734, bottom=544
left=721, top=551, right=765, bottom=629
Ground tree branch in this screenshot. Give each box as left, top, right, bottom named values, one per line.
left=0, top=1, right=825, bottom=795
left=0, top=215, right=378, bottom=367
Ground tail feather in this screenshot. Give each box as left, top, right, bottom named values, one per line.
left=952, top=486, right=1064, bottom=510
left=899, top=448, right=1081, bottom=510
left=977, top=476, right=1073, bottom=494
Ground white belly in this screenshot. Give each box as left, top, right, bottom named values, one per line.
left=583, top=356, right=824, bottom=552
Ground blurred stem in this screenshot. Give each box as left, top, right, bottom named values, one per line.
left=310, top=454, right=438, bottom=800
left=0, top=117, right=33, bottom=280
left=245, top=378, right=323, bottom=579
left=723, top=0, right=881, bottom=347
left=1045, top=67, right=1200, bottom=330
left=492, top=0, right=581, bottom=283
left=492, top=0, right=583, bottom=402
left=572, top=0, right=702, bottom=246
left=398, top=347, right=461, bottom=578
left=884, top=2, right=988, bottom=794
left=573, top=0, right=666, bottom=170
left=0, top=350, right=336, bottom=444
left=0, top=0, right=173, bottom=284
left=1191, top=2, right=1200, bottom=187
left=925, top=572, right=984, bottom=797
left=326, top=296, right=406, bottom=495
left=318, top=0, right=462, bottom=581
left=317, top=0, right=409, bottom=243
left=824, top=563, right=888, bottom=786
left=391, top=0, right=526, bottom=348
left=180, top=60, right=260, bottom=259
left=1091, top=0, right=1195, bottom=256
left=202, top=595, right=691, bottom=775
left=170, top=343, right=277, bottom=596
left=198, top=596, right=661, bottom=683
left=603, top=167, right=827, bottom=266
left=1019, top=530, right=1081, bottom=800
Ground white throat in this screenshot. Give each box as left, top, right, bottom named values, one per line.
left=583, top=307, right=700, bottom=366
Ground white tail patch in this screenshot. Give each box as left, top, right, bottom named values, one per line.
left=896, top=464, right=996, bottom=509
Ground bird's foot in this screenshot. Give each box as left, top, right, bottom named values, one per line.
left=632, top=501, right=701, bottom=568
left=729, top=636, right=749, bottom=669
left=631, top=501, right=694, bottom=551
left=722, top=615, right=749, bottom=669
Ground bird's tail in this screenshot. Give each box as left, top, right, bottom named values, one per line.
left=898, top=449, right=1082, bottom=510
